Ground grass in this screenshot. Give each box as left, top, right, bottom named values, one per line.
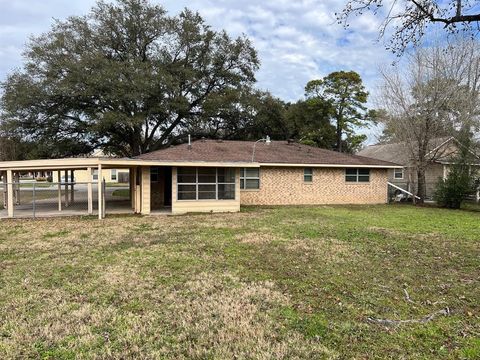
left=106, top=182, right=129, bottom=187
left=16, top=190, right=66, bottom=202
left=19, top=183, right=54, bottom=188
left=0, top=204, right=479, bottom=359
left=112, top=189, right=130, bottom=197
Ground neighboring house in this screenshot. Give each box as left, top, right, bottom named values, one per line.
left=51, top=167, right=129, bottom=183
left=50, top=149, right=129, bottom=183
left=1, top=139, right=400, bottom=218
left=357, top=137, right=480, bottom=199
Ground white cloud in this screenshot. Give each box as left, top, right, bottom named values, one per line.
left=0, top=0, right=396, bottom=143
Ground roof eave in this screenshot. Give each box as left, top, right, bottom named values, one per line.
left=258, top=162, right=402, bottom=169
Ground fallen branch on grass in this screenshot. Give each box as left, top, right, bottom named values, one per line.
left=367, top=307, right=450, bottom=327
left=403, top=288, right=414, bottom=304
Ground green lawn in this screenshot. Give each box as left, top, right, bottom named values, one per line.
left=16, top=190, right=66, bottom=202
left=111, top=189, right=130, bottom=197
left=19, top=182, right=54, bottom=188
left=0, top=205, right=479, bottom=359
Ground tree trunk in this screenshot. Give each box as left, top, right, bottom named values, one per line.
left=336, top=122, right=342, bottom=153
left=416, top=167, right=426, bottom=204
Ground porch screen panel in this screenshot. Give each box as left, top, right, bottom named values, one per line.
left=217, top=168, right=236, bottom=200
left=177, top=167, right=236, bottom=200
left=198, top=168, right=216, bottom=199
left=177, top=168, right=197, bottom=200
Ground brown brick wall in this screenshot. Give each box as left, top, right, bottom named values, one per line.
left=240, top=167, right=388, bottom=205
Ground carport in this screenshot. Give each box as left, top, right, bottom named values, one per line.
left=0, top=158, right=146, bottom=219
left=1, top=154, right=260, bottom=219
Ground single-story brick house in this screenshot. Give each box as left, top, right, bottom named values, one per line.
left=1, top=139, right=400, bottom=219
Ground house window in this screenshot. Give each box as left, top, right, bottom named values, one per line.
left=345, top=168, right=370, bottom=182
left=177, top=167, right=236, bottom=200
left=394, top=168, right=404, bottom=180
left=92, top=169, right=98, bottom=181
left=111, top=169, right=117, bottom=181
left=304, top=168, right=313, bottom=182
left=240, top=168, right=260, bottom=189
left=151, top=167, right=160, bottom=183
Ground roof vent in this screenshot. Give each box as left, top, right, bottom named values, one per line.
left=287, top=139, right=295, bottom=144
left=217, top=139, right=223, bottom=143
left=201, top=137, right=206, bottom=142
left=187, top=134, right=192, bottom=150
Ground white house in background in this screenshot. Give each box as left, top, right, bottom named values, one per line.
left=51, top=150, right=129, bottom=183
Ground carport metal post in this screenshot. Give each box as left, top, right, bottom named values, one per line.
left=14, top=172, right=20, bottom=205
left=57, top=171, right=62, bottom=212
left=98, top=164, right=103, bottom=219
left=87, top=167, right=93, bottom=215
left=70, top=169, right=75, bottom=204
left=7, top=170, right=14, bottom=218
left=2, top=171, right=7, bottom=209
left=64, top=170, right=69, bottom=207
left=32, top=183, right=36, bottom=219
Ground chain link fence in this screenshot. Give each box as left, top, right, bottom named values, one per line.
left=1, top=180, right=133, bottom=219
left=2, top=181, right=101, bottom=219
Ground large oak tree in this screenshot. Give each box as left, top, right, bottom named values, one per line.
left=0, top=0, right=259, bottom=157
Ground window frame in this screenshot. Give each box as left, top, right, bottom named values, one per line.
left=240, top=168, right=260, bottom=190
left=111, top=169, right=117, bottom=181
left=345, top=168, right=370, bottom=183
left=150, top=167, right=160, bottom=183
left=92, top=169, right=99, bottom=181
left=177, top=167, right=236, bottom=201
left=304, top=167, right=313, bottom=182
left=393, top=168, right=404, bottom=180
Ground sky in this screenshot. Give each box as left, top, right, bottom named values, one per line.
left=0, top=0, right=395, bottom=141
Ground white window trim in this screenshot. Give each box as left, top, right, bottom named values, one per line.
left=240, top=168, right=260, bottom=190
left=394, top=168, right=404, bottom=180
left=177, top=168, right=236, bottom=201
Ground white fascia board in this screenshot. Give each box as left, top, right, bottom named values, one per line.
left=258, top=162, right=403, bottom=169
left=0, top=157, right=261, bottom=171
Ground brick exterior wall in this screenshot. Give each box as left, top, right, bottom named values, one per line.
left=240, top=167, right=388, bottom=205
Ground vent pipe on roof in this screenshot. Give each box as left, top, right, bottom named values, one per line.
left=188, top=134, right=192, bottom=150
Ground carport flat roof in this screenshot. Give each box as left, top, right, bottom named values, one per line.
left=0, top=157, right=261, bottom=171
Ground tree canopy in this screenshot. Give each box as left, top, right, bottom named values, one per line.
left=305, top=71, right=371, bottom=153
left=0, top=0, right=258, bottom=157
left=0, top=0, right=375, bottom=159
left=338, top=0, right=480, bottom=54
left=376, top=39, right=480, bottom=201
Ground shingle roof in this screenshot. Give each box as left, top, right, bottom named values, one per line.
left=136, top=140, right=400, bottom=167
left=357, top=142, right=411, bottom=164
left=356, top=137, right=466, bottom=165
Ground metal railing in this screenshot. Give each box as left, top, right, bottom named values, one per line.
left=388, top=181, right=480, bottom=203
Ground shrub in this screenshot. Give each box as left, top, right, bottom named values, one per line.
left=434, top=167, right=474, bottom=209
